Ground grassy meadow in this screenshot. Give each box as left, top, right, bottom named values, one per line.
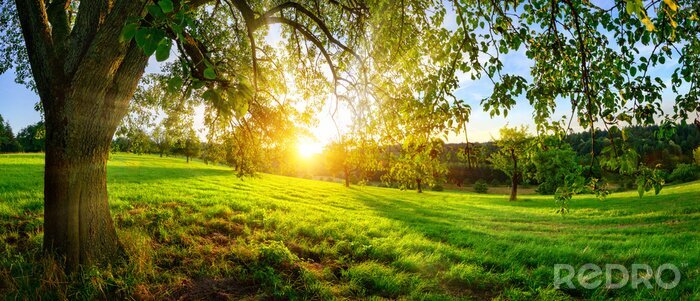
left=1, top=153, right=699, bottom=300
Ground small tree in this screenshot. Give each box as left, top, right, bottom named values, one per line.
left=152, top=125, right=173, bottom=158
left=384, top=138, right=447, bottom=193
left=324, top=138, right=351, bottom=187
left=490, top=126, right=532, bottom=201
left=180, top=129, right=201, bottom=163
left=694, top=147, right=700, bottom=166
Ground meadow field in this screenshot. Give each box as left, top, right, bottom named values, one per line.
left=1, top=153, right=698, bottom=300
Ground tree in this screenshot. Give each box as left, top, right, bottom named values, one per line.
left=324, top=138, right=351, bottom=187
left=152, top=125, right=172, bottom=158
left=0, top=114, right=21, bottom=153
left=490, top=126, right=533, bottom=201
left=179, top=128, right=201, bottom=163
left=694, top=147, right=700, bottom=166
left=16, top=121, right=45, bottom=152
left=1, top=0, right=442, bottom=269
left=384, top=138, right=447, bottom=193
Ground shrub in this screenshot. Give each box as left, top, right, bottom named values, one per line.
left=431, top=184, right=444, bottom=191
left=669, top=164, right=699, bottom=183
left=474, top=181, right=488, bottom=193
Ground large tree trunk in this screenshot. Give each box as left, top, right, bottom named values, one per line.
left=416, top=178, right=423, bottom=193
left=44, top=138, right=122, bottom=269
left=42, top=75, right=146, bottom=270
left=15, top=0, right=149, bottom=271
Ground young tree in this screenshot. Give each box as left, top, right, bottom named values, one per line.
left=490, top=126, right=533, bottom=201
left=384, top=138, right=447, bottom=193
left=324, top=138, right=351, bottom=187
left=151, top=125, right=172, bottom=158
left=181, top=128, right=201, bottom=163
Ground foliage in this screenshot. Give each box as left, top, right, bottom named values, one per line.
left=694, top=147, right=700, bottom=165
left=669, top=164, right=699, bottom=183
left=473, top=181, right=488, bottom=194
left=635, top=165, right=666, bottom=198
left=16, top=121, right=44, bottom=152
left=383, top=138, right=447, bottom=193
left=532, top=144, right=583, bottom=195
left=0, top=115, right=20, bottom=153
left=490, top=126, right=533, bottom=200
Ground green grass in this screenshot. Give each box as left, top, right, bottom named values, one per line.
left=1, top=153, right=699, bottom=300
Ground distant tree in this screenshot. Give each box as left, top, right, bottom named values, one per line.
left=152, top=125, right=173, bottom=158
left=184, top=129, right=202, bottom=163
left=694, top=147, right=700, bottom=165
left=324, top=138, right=351, bottom=187
left=16, top=121, right=45, bottom=152
left=384, top=138, right=447, bottom=193
left=490, top=126, right=533, bottom=201
left=0, top=115, right=20, bottom=153
left=114, top=125, right=152, bottom=154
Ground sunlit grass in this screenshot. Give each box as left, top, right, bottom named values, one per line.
left=0, top=153, right=698, bottom=299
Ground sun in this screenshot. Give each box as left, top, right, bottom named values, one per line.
left=297, top=138, right=325, bottom=158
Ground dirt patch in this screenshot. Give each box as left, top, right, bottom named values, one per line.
left=168, top=278, right=259, bottom=300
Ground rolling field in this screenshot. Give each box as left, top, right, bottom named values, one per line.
left=1, top=153, right=699, bottom=300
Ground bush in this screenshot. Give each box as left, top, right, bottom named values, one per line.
left=473, top=181, right=488, bottom=193
left=431, top=184, right=444, bottom=191
left=669, top=164, right=699, bottom=183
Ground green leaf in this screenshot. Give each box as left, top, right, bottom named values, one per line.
left=155, top=39, right=172, bottom=62
left=134, top=28, right=150, bottom=48
left=204, top=67, right=216, bottom=80
left=120, top=23, right=139, bottom=42
left=202, top=89, right=220, bottom=102
left=191, top=79, right=205, bottom=89
left=167, top=76, right=183, bottom=93
left=158, top=0, right=174, bottom=14
left=147, top=4, right=164, bottom=18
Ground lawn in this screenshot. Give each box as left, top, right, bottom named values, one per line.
left=1, top=153, right=698, bottom=300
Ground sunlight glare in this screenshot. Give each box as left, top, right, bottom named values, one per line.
left=297, top=138, right=324, bottom=158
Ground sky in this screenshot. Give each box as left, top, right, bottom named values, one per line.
left=0, top=2, right=687, bottom=146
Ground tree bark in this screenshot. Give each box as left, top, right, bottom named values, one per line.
left=14, top=0, right=150, bottom=270
left=416, top=178, right=423, bottom=193
left=44, top=142, right=123, bottom=269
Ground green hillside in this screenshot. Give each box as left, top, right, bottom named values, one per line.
left=1, top=153, right=699, bottom=300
